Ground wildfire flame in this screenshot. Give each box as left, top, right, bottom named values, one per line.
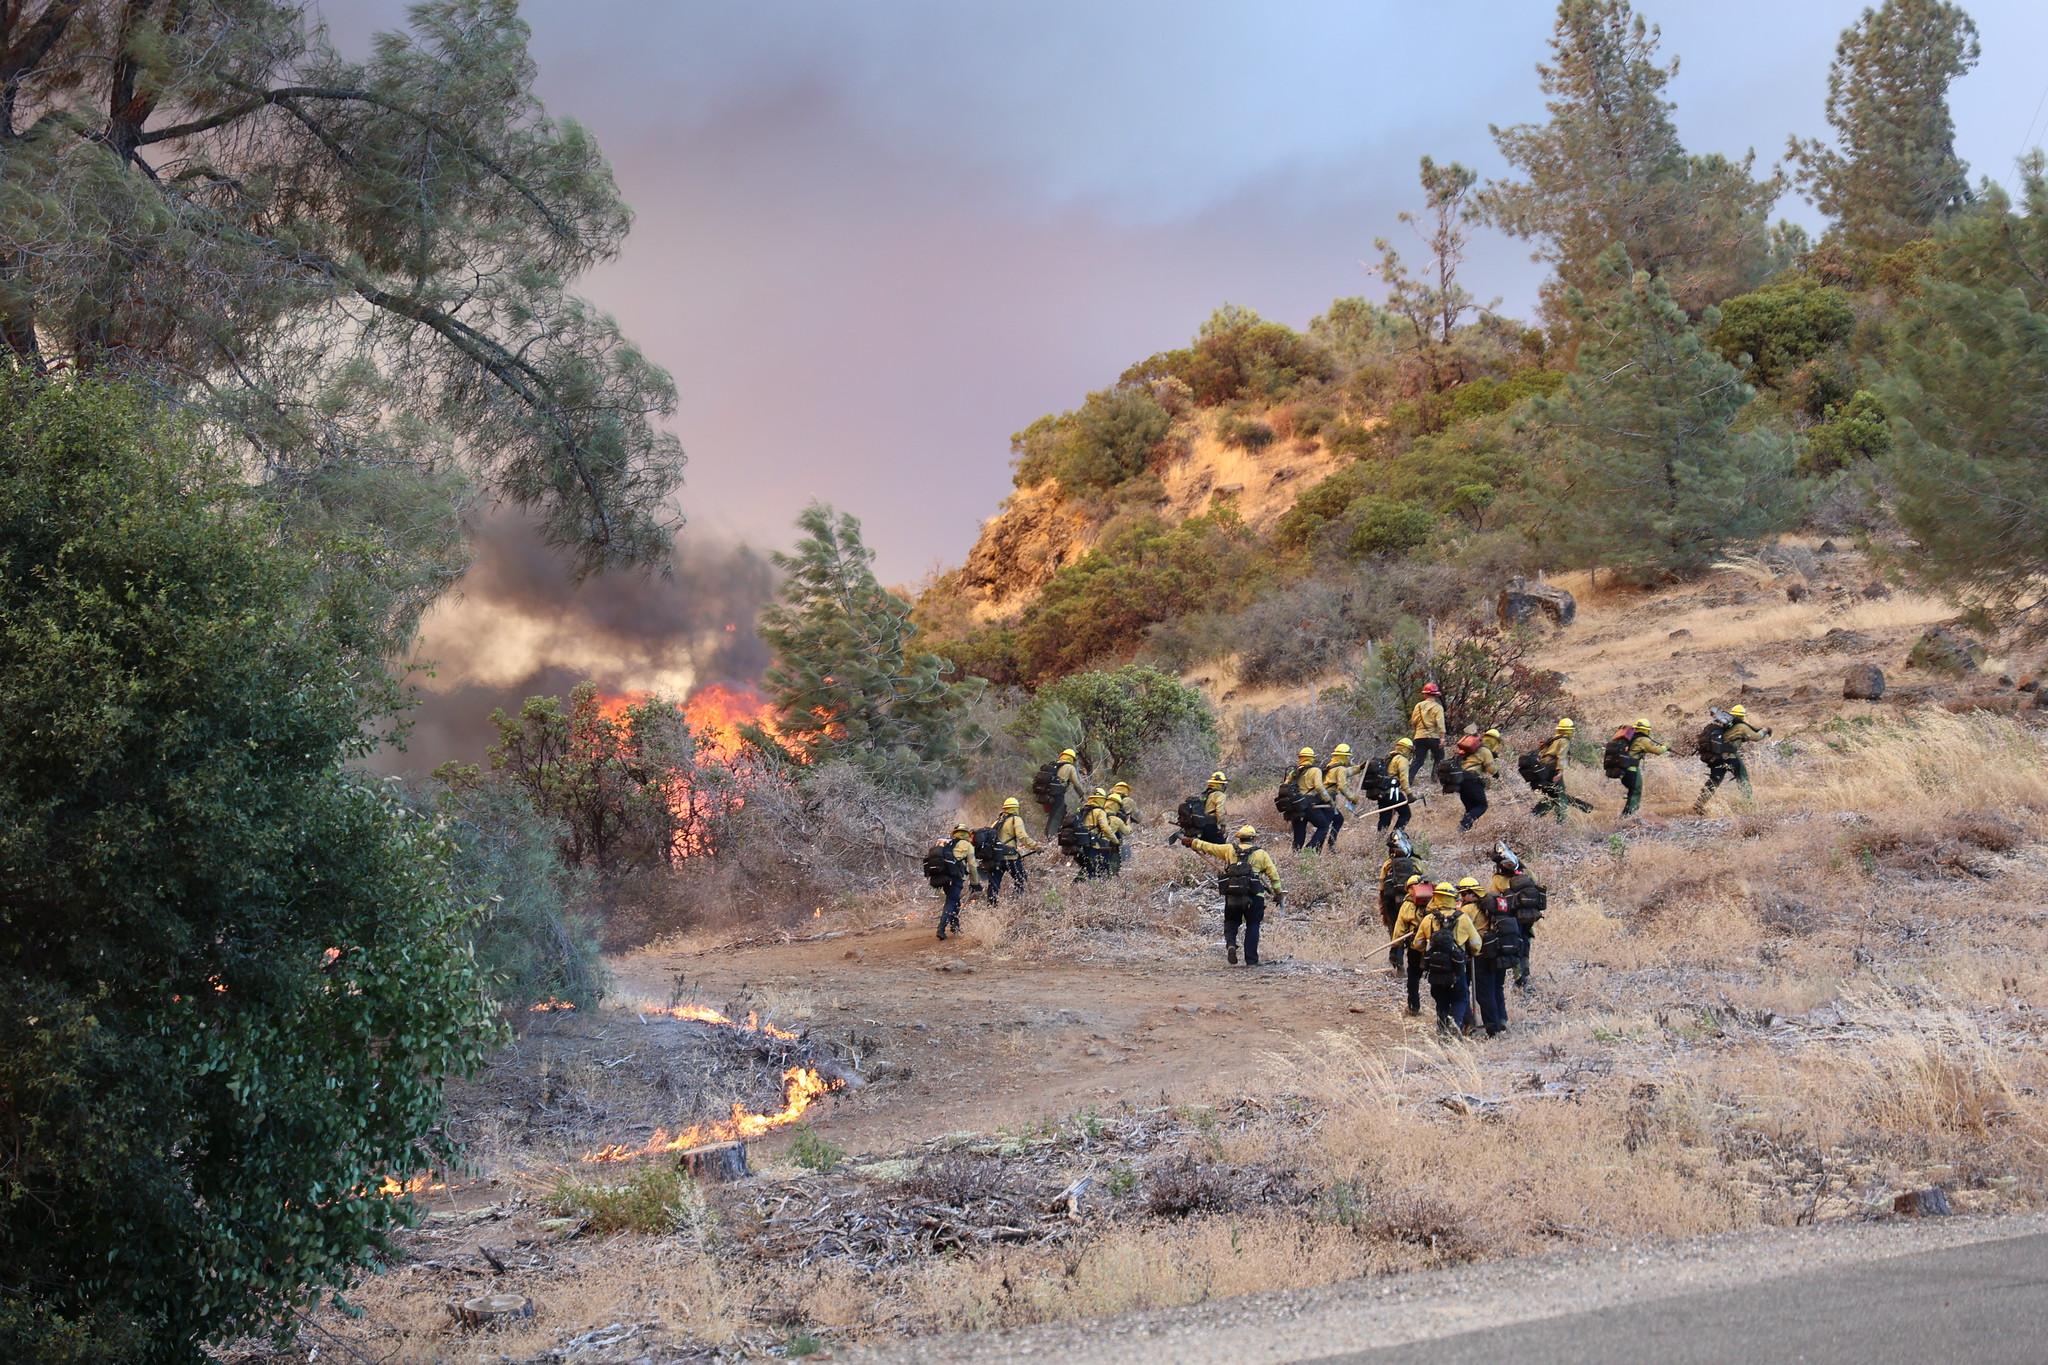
left=583, top=1065, right=842, bottom=1164
left=530, top=998, right=577, bottom=1013
left=645, top=1001, right=798, bottom=1041
left=374, top=1174, right=448, bottom=1198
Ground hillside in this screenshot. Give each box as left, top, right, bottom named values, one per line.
left=264, top=558, right=2048, bottom=1362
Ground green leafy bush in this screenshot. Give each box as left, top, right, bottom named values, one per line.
left=1021, top=665, right=1218, bottom=774
left=1218, top=410, right=1278, bottom=451
left=1710, top=274, right=1856, bottom=389
left=789, top=1125, right=846, bottom=1173
left=0, top=377, right=497, bottom=1360
left=1801, top=390, right=1892, bottom=475
left=1122, top=305, right=1335, bottom=405
left=548, top=1165, right=696, bottom=1235
left=1346, top=496, right=1436, bottom=558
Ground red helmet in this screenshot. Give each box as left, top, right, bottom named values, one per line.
left=1422, top=682, right=1441, bottom=696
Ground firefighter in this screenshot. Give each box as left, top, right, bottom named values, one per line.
left=1412, top=880, right=1481, bottom=1036
left=1046, top=748, right=1088, bottom=837
left=1456, top=733, right=1496, bottom=832
left=936, top=824, right=982, bottom=940
left=1376, top=830, right=1425, bottom=970
left=1480, top=727, right=1503, bottom=763
left=1173, top=824, right=1284, bottom=966
left=1110, top=781, right=1141, bottom=869
left=1492, top=843, right=1546, bottom=988
left=1410, top=682, right=1447, bottom=789
left=1615, top=717, right=1669, bottom=817
left=1695, top=705, right=1773, bottom=813
left=1380, top=738, right=1415, bottom=832
left=1201, top=772, right=1229, bottom=840
left=1391, top=875, right=1435, bottom=1014
left=1084, top=790, right=1126, bottom=877
left=1287, top=747, right=1335, bottom=852
left=987, top=796, right=1040, bottom=903
left=1322, top=742, right=1357, bottom=850
left=1531, top=718, right=1577, bottom=823
left=1461, top=876, right=1521, bottom=1037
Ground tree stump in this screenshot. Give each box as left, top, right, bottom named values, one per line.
left=677, top=1140, right=749, bottom=1183
left=448, top=1292, right=534, bottom=1330
left=1893, top=1187, right=1953, bottom=1218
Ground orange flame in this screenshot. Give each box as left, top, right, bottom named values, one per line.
left=374, top=1174, right=448, bottom=1198
left=583, top=1066, right=841, bottom=1163
left=646, top=1001, right=797, bottom=1041
left=531, top=998, right=577, bottom=1013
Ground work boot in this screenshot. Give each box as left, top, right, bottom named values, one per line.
left=1226, top=943, right=1238, bottom=965
left=936, top=923, right=947, bottom=941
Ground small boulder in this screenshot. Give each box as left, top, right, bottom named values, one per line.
left=1906, top=626, right=1985, bottom=675
left=1844, top=664, right=1886, bottom=700
left=1497, top=576, right=1578, bottom=629
left=1892, top=1187, right=1953, bottom=1218
left=1786, top=581, right=1811, bottom=603
left=1861, top=580, right=1892, bottom=600
left=1668, top=628, right=1693, bottom=640
left=1818, top=539, right=1838, bottom=554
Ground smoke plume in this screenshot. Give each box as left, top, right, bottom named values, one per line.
left=376, top=512, right=777, bottom=773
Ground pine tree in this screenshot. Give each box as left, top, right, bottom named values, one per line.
left=1479, top=0, right=1782, bottom=320
left=1788, top=0, right=1980, bottom=252
left=758, top=503, right=981, bottom=796
left=1528, top=248, right=1795, bottom=580
left=1877, top=156, right=2048, bottom=630
left=1374, top=157, right=1489, bottom=392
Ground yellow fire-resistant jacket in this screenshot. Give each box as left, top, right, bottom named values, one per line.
left=1084, top=805, right=1126, bottom=846
left=1411, top=698, right=1446, bottom=740
left=1056, top=761, right=1087, bottom=803
left=1203, top=789, right=1226, bottom=820
left=995, top=813, right=1040, bottom=855
left=1411, top=906, right=1481, bottom=957
left=1323, top=760, right=1353, bottom=807
left=1539, top=735, right=1570, bottom=773
left=1723, top=721, right=1766, bottom=746
left=1386, top=751, right=1412, bottom=796
left=1187, top=837, right=1283, bottom=896
left=1459, top=746, right=1497, bottom=779
left=948, top=836, right=983, bottom=889
left=1629, top=733, right=1669, bottom=759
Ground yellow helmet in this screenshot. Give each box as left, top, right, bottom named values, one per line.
left=1206, top=771, right=1227, bottom=788
left=1434, top=881, right=1456, bottom=895
left=1457, top=876, right=1481, bottom=892
left=1059, top=748, right=1076, bottom=761
left=1092, top=787, right=1106, bottom=799
left=1483, top=728, right=1501, bottom=741
left=953, top=824, right=970, bottom=836
left=1556, top=718, right=1575, bottom=733
left=1085, top=793, right=1104, bottom=807
left=1001, top=796, right=1020, bottom=812
left=1297, top=747, right=1316, bottom=761
left=1405, top=873, right=1424, bottom=887
left=1395, top=737, right=1413, bottom=750
left=1235, top=824, right=1258, bottom=841
left=1332, top=742, right=1352, bottom=758
left=1112, top=781, right=1131, bottom=794
left=1729, top=704, right=1746, bottom=719
left=1106, top=793, right=1124, bottom=809
left=1632, top=718, right=1651, bottom=731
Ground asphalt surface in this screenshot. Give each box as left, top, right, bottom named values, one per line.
left=1315, top=1231, right=2048, bottom=1365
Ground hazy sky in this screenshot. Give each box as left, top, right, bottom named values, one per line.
left=327, top=1, right=2048, bottom=583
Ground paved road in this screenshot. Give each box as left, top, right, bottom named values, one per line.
left=1317, top=1231, right=2048, bottom=1365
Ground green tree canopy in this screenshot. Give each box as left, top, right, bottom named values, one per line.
left=1878, top=157, right=2048, bottom=631
left=1375, top=156, right=1489, bottom=392
left=1479, top=0, right=1782, bottom=320
left=0, top=377, right=496, bottom=1360
left=1023, top=665, right=1218, bottom=777
left=758, top=503, right=982, bottom=796
left=1527, top=249, right=1795, bottom=580
left=1788, top=0, right=1979, bottom=251
left=0, top=0, right=684, bottom=585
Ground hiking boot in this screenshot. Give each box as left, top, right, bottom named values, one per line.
left=1226, top=943, right=1238, bottom=965
left=936, top=923, right=947, bottom=941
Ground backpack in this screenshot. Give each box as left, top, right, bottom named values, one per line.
left=1031, top=761, right=1063, bottom=812
left=971, top=825, right=1004, bottom=866
left=1602, top=730, right=1634, bottom=779
left=1273, top=765, right=1311, bottom=820
left=1055, top=811, right=1086, bottom=859
left=1422, top=912, right=1466, bottom=986
left=1379, top=855, right=1420, bottom=912
left=1481, top=896, right=1526, bottom=962
left=1697, top=721, right=1728, bottom=768
left=1437, top=759, right=1465, bottom=794
left=923, top=841, right=964, bottom=889
left=1455, top=734, right=1483, bottom=758
left=1176, top=794, right=1208, bottom=837
left=1509, top=876, right=1547, bottom=928
left=1516, top=749, right=1555, bottom=789
left=1359, top=756, right=1391, bottom=803
left=1217, top=851, right=1267, bottom=912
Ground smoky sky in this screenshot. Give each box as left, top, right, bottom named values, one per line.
left=322, top=0, right=2048, bottom=587
left=376, top=512, right=775, bottom=772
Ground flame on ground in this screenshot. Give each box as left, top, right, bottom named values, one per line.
left=531, top=997, right=577, bottom=1013
left=374, top=1174, right=448, bottom=1198
left=583, top=1065, right=842, bottom=1164
left=644, top=1001, right=797, bottom=1041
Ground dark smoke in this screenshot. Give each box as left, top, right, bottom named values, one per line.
left=373, top=512, right=777, bottom=774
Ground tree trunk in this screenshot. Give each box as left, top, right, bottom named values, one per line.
left=677, top=1140, right=749, bottom=1183
left=448, top=1292, right=534, bottom=1330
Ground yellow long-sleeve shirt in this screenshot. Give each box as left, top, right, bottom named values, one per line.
left=948, top=836, right=983, bottom=889
left=1084, top=806, right=1126, bottom=845
left=1723, top=721, right=1766, bottom=746
left=1187, top=837, right=1283, bottom=895
left=1460, top=747, right=1497, bottom=779
left=1539, top=735, right=1570, bottom=773
left=1387, top=751, right=1412, bottom=795
left=1411, top=906, right=1481, bottom=957
left=1056, top=761, right=1087, bottom=802
left=1203, top=789, right=1226, bottom=820
left=995, top=813, right=1040, bottom=854
left=1629, top=734, right=1669, bottom=759
left=1411, top=699, right=1446, bottom=740
left=1323, top=761, right=1353, bottom=806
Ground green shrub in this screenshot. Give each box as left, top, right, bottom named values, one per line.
left=1801, top=389, right=1892, bottom=476
left=789, top=1125, right=845, bottom=1173
left=548, top=1164, right=695, bottom=1235
left=1346, top=496, right=1435, bottom=558
left=1021, top=665, right=1218, bottom=774
left=1710, top=274, right=1856, bottom=389
left=1218, top=411, right=1277, bottom=451
left=1438, top=368, right=1564, bottom=426
left=1122, top=305, right=1335, bottom=405
left=1009, top=385, right=1172, bottom=492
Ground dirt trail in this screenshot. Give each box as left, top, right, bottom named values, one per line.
left=609, top=924, right=1401, bottom=1156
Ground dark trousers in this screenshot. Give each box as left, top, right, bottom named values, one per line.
left=1457, top=775, right=1488, bottom=831
left=1380, top=902, right=1403, bottom=969
left=1044, top=800, right=1067, bottom=839
left=1474, top=957, right=1509, bottom=1035
left=1698, top=753, right=1751, bottom=806
left=1621, top=767, right=1643, bottom=815
left=1303, top=803, right=1333, bottom=851
left=1325, top=807, right=1346, bottom=850
left=939, top=879, right=965, bottom=933
left=1406, top=948, right=1425, bottom=1012
left=1224, top=902, right=1264, bottom=964
left=1429, top=967, right=1469, bottom=1035
left=986, top=858, right=1024, bottom=902
left=1377, top=798, right=1411, bottom=832
left=1412, top=737, right=1444, bottom=785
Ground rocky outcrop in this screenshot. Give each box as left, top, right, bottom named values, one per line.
left=956, top=481, right=1096, bottom=612
left=1905, top=625, right=1985, bottom=675
left=1497, top=577, right=1577, bottom=629
left=1843, top=664, right=1886, bottom=700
